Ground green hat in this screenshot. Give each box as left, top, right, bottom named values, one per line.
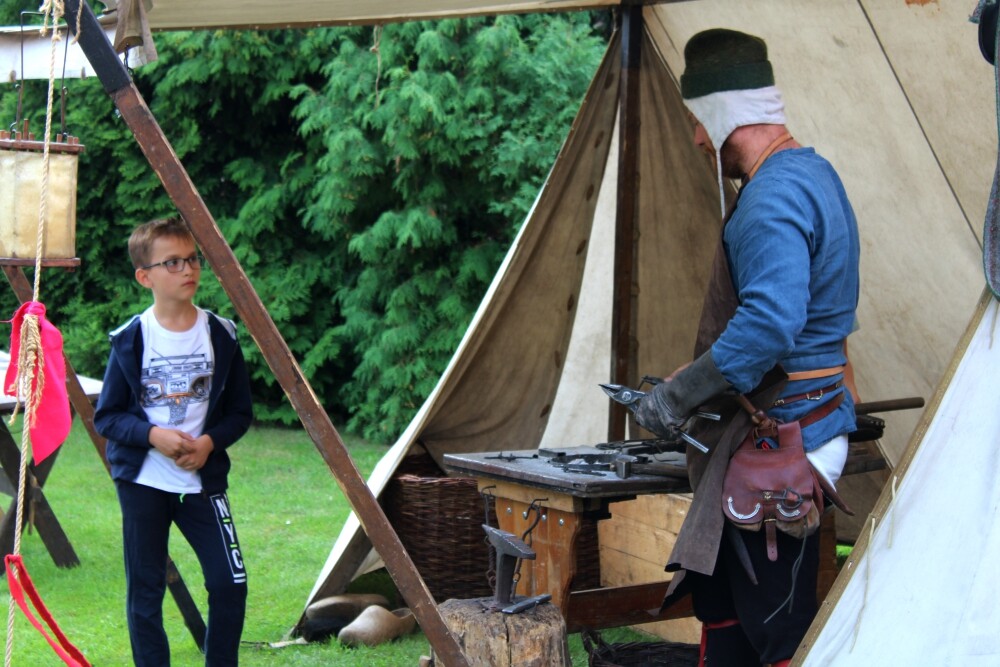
left=680, top=28, right=774, bottom=99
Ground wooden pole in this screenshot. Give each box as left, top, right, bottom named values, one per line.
left=61, top=2, right=468, bottom=663
left=609, top=3, right=643, bottom=441
left=0, top=422, right=79, bottom=568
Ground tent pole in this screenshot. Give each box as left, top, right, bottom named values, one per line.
left=61, top=1, right=469, bottom=664
left=609, top=2, right=643, bottom=441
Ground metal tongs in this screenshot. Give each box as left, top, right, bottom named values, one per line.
left=599, top=376, right=720, bottom=453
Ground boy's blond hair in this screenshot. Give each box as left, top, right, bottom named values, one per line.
left=128, top=218, right=195, bottom=269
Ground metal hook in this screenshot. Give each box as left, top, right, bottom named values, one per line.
left=520, top=499, right=547, bottom=543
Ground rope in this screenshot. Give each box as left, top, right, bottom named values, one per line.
left=991, top=295, right=999, bottom=349
left=849, top=516, right=875, bottom=651
left=4, top=418, right=33, bottom=667
left=887, top=474, right=898, bottom=548
left=36, top=0, right=66, bottom=297
left=5, top=2, right=65, bottom=664
left=848, top=473, right=899, bottom=652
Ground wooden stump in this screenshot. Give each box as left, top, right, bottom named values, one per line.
left=434, top=597, right=569, bottom=667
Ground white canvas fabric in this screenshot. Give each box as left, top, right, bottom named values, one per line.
left=308, top=1, right=991, bottom=628
left=799, top=291, right=1000, bottom=665
left=684, top=86, right=786, bottom=216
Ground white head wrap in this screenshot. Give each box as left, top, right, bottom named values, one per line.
left=684, top=85, right=787, bottom=217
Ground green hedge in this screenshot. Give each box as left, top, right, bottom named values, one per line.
left=0, top=5, right=609, bottom=441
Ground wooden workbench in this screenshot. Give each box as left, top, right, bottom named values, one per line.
left=443, top=444, right=697, bottom=632
left=443, top=440, right=887, bottom=634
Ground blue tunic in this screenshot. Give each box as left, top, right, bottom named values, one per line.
left=711, top=147, right=860, bottom=451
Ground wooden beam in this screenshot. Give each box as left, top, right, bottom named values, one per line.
left=564, top=581, right=693, bottom=633
left=0, top=258, right=80, bottom=268
left=0, top=421, right=79, bottom=568
left=62, top=2, right=467, bottom=663
left=609, top=3, right=643, bottom=441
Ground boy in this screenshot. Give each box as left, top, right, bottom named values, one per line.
left=95, top=217, right=253, bottom=666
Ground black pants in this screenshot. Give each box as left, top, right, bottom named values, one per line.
left=116, top=481, right=248, bottom=667
left=689, top=526, right=820, bottom=665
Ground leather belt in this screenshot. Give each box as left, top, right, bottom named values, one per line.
left=755, top=392, right=845, bottom=439
left=785, top=365, right=845, bottom=381
left=772, top=380, right=844, bottom=407
left=798, top=391, right=845, bottom=429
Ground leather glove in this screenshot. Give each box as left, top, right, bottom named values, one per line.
left=634, top=351, right=732, bottom=438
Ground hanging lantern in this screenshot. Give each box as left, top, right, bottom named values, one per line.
left=0, top=119, right=83, bottom=260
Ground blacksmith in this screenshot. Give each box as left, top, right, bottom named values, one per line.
left=634, top=28, right=861, bottom=667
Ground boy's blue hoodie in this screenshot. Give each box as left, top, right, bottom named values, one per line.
left=94, top=311, right=253, bottom=493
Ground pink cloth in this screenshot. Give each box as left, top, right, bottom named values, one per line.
left=5, top=555, right=92, bottom=666
left=4, top=301, right=71, bottom=463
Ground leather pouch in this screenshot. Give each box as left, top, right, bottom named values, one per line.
left=722, top=418, right=823, bottom=562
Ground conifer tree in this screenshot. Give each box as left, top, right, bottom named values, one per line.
left=0, top=6, right=608, bottom=441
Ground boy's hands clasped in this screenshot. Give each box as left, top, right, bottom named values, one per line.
left=149, top=426, right=214, bottom=470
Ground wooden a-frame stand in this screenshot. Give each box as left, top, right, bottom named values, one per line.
left=0, top=417, right=79, bottom=570
left=61, top=1, right=471, bottom=663
left=50, top=2, right=662, bottom=661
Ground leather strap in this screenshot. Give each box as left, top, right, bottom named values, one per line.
left=764, top=519, right=779, bottom=561
left=799, top=391, right=845, bottom=429
left=772, top=380, right=844, bottom=407
left=753, top=392, right=845, bottom=439
left=786, top=365, right=845, bottom=381
left=746, top=131, right=793, bottom=180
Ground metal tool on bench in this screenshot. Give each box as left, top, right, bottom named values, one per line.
left=599, top=380, right=719, bottom=453
left=482, top=524, right=552, bottom=614
left=545, top=449, right=687, bottom=479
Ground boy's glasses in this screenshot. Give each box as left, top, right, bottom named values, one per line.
left=141, top=255, right=204, bottom=273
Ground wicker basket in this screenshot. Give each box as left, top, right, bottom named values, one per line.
left=583, top=631, right=700, bottom=667
left=383, top=471, right=497, bottom=602
left=382, top=450, right=602, bottom=601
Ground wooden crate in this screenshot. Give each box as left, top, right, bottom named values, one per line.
left=600, top=493, right=842, bottom=644
left=598, top=493, right=700, bottom=643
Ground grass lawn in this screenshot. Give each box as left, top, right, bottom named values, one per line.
left=1, top=419, right=650, bottom=665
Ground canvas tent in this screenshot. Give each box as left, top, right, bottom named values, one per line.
left=307, top=0, right=993, bottom=605
left=798, top=289, right=1000, bottom=665
left=5, top=0, right=996, bottom=662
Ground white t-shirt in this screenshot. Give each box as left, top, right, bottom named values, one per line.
left=133, top=307, right=214, bottom=493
